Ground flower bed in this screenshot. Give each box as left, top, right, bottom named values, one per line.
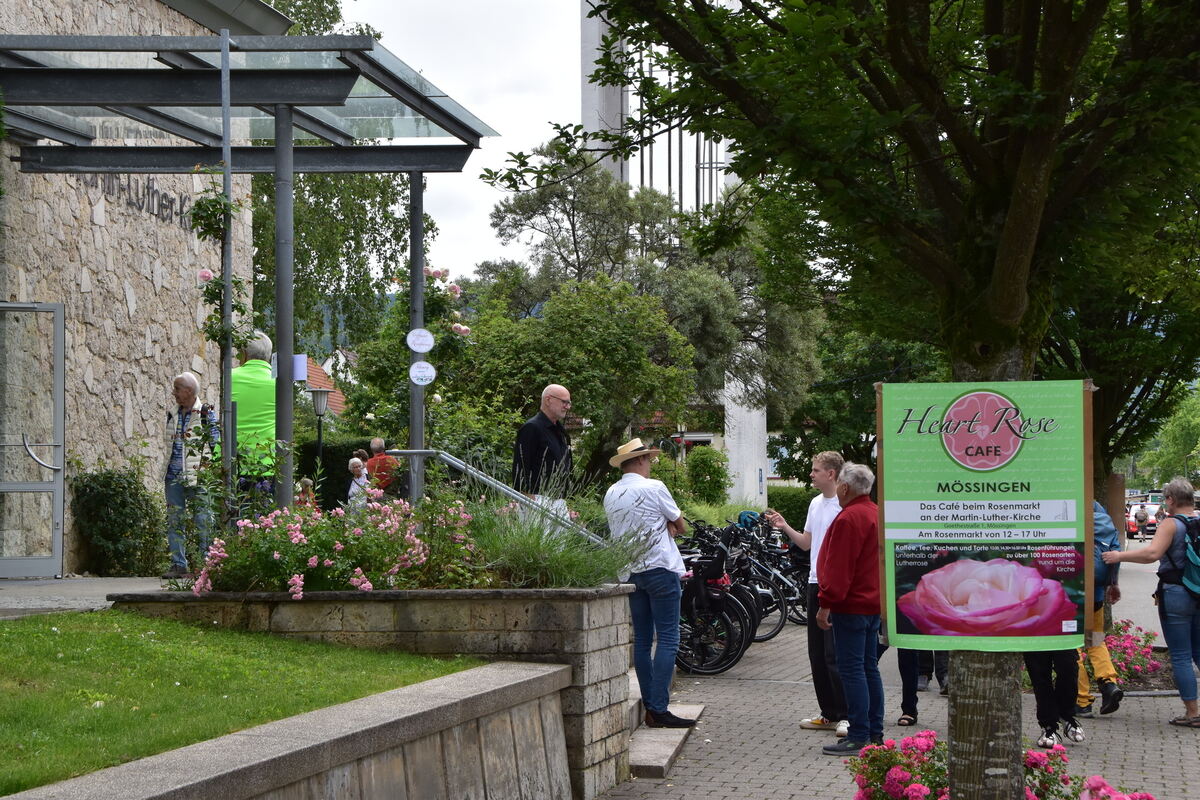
left=847, top=730, right=1157, bottom=800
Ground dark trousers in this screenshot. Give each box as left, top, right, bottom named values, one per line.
left=876, top=644, right=920, bottom=717
left=1023, top=649, right=1079, bottom=728
left=919, top=650, right=948, bottom=685
left=807, top=582, right=846, bottom=720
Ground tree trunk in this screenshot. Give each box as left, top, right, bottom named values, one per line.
left=945, top=342, right=1030, bottom=800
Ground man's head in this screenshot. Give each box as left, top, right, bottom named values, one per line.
left=241, top=331, right=273, bottom=364
left=810, top=451, right=844, bottom=496
left=835, top=462, right=875, bottom=506
left=610, top=438, right=661, bottom=476
left=172, top=372, right=199, bottom=409
left=540, top=383, right=572, bottom=423
left=370, top=437, right=385, bottom=454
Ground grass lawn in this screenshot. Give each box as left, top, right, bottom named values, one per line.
left=0, top=609, right=480, bottom=795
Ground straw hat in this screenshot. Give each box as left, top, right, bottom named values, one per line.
left=609, top=438, right=662, bottom=468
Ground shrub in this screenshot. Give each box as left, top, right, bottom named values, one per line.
left=846, top=730, right=1156, bottom=800
left=686, top=446, right=732, bottom=504
left=768, top=485, right=819, bottom=525
left=650, top=456, right=691, bottom=503
left=294, top=433, right=375, bottom=509
left=1104, top=619, right=1166, bottom=684
left=69, top=457, right=167, bottom=576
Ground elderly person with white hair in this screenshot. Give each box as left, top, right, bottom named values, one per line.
left=163, top=372, right=219, bottom=579
left=815, top=462, right=883, bottom=755
left=346, top=457, right=369, bottom=508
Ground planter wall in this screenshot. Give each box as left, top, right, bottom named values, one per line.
left=10, top=661, right=571, bottom=800
left=110, top=585, right=635, bottom=800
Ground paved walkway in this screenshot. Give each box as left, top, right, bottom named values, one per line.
left=0, top=576, right=160, bottom=619
left=602, top=560, right=1197, bottom=800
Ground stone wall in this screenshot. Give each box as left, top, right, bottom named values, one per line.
left=0, top=0, right=254, bottom=571
left=111, top=585, right=636, bottom=800
left=8, top=661, right=573, bottom=800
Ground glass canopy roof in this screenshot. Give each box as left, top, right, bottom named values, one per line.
left=0, top=34, right=497, bottom=151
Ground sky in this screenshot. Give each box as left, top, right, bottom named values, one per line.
left=343, top=0, right=583, bottom=278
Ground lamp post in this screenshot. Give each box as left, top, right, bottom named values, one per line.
left=309, top=388, right=332, bottom=468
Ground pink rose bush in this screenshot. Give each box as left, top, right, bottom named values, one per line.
left=848, top=731, right=1155, bottom=800
left=896, top=558, right=1078, bottom=636
left=1100, top=619, right=1164, bottom=684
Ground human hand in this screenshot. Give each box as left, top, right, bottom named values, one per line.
left=816, top=607, right=832, bottom=630
left=1101, top=550, right=1121, bottom=565
left=764, top=509, right=787, bottom=529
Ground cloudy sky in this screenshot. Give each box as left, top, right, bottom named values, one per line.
left=343, top=0, right=584, bottom=277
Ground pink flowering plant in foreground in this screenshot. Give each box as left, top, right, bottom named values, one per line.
left=847, top=731, right=1155, bottom=800
left=193, top=488, right=457, bottom=597
left=1102, top=619, right=1165, bottom=684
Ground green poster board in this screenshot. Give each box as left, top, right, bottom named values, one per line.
left=880, top=381, right=1090, bottom=651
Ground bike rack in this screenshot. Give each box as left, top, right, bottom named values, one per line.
left=386, top=448, right=605, bottom=546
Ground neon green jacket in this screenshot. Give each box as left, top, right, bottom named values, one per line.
left=231, top=359, right=276, bottom=472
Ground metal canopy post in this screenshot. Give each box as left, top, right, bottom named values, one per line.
left=274, top=104, right=294, bottom=508
left=219, top=28, right=234, bottom=498
left=408, top=171, right=425, bottom=503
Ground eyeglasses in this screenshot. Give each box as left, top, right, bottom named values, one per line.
left=551, top=396, right=572, bottom=407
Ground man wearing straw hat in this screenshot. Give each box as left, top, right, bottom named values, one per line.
left=604, top=438, right=695, bottom=729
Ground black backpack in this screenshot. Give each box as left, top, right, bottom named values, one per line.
left=1167, top=514, right=1200, bottom=600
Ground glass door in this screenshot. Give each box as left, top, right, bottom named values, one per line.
left=0, top=303, right=65, bottom=577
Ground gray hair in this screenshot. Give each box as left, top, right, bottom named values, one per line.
left=838, top=462, right=875, bottom=497
left=370, top=437, right=385, bottom=453
left=244, top=331, right=273, bottom=363
left=1163, top=477, right=1195, bottom=507
left=348, top=457, right=364, bottom=470
left=173, top=372, right=199, bottom=392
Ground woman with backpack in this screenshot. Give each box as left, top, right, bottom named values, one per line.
left=1103, top=477, right=1200, bottom=728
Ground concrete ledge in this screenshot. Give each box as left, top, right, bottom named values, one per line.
left=106, top=584, right=635, bottom=604
left=628, top=703, right=705, bottom=779
left=9, top=662, right=571, bottom=800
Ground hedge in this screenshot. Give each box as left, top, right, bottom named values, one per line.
left=767, top=485, right=820, bottom=526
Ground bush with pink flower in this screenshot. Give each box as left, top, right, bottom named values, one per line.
left=1100, top=619, right=1165, bottom=685
left=847, top=731, right=1155, bottom=800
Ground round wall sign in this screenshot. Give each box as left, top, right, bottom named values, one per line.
left=406, top=328, right=435, bottom=353
left=409, top=361, right=437, bottom=386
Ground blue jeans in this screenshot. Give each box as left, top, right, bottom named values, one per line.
left=1158, top=583, right=1200, bottom=702
left=629, top=568, right=682, bottom=714
left=165, top=478, right=212, bottom=570
left=832, top=612, right=884, bottom=743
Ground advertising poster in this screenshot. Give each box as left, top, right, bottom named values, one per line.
left=879, top=381, right=1090, bottom=651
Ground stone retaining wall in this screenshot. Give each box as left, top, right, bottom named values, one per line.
left=111, top=584, right=635, bottom=799
left=9, top=661, right=571, bottom=800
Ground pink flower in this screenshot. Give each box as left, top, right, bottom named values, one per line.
left=287, top=573, right=304, bottom=600
left=334, top=541, right=344, bottom=551
left=896, top=558, right=1078, bottom=636
left=272, top=551, right=281, bottom=560
left=198, top=268, right=214, bottom=282
left=461, top=325, right=471, bottom=335
left=905, top=785, right=930, bottom=800
left=1025, top=750, right=1049, bottom=768
left=451, top=323, right=466, bottom=334
left=323, top=559, right=334, bottom=567
left=307, top=555, right=319, bottom=568
left=423, top=266, right=433, bottom=276
left=431, top=268, right=443, bottom=279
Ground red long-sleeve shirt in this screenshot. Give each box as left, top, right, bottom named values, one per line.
left=816, top=493, right=881, bottom=615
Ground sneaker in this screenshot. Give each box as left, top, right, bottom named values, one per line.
left=644, top=709, right=696, bottom=728
left=1037, top=726, right=1061, bottom=748
left=939, top=682, right=949, bottom=696
left=161, top=565, right=189, bottom=579
left=823, top=739, right=868, bottom=756
left=1063, top=719, right=1085, bottom=743
left=916, top=675, right=930, bottom=692
left=1076, top=703, right=1094, bottom=719
left=1099, top=681, right=1124, bottom=715
left=799, top=714, right=837, bottom=730
left=835, top=719, right=850, bottom=738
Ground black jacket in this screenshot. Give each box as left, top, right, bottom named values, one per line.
left=512, top=411, right=572, bottom=494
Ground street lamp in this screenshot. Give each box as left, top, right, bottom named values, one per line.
left=309, top=388, right=333, bottom=468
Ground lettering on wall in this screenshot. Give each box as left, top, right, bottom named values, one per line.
left=78, top=174, right=193, bottom=232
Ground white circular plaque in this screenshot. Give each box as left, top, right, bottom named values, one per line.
left=406, top=327, right=435, bottom=353
left=409, top=361, right=437, bottom=386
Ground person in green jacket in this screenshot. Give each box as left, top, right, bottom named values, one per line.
left=231, top=331, right=276, bottom=485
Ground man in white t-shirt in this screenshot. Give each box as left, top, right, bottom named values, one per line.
left=605, top=438, right=695, bottom=729
left=764, top=450, right=847, bottom=737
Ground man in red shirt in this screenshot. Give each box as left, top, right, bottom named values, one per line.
left=365, top=438, right=400, bottom=492
left=815, top=462, right=883, bottom=755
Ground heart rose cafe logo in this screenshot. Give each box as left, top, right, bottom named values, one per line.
left=890, top=390, right=1079, bottom=638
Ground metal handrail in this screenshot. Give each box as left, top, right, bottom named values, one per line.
left=386, top=448, right=605, bottom=545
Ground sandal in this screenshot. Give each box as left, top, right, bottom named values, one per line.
left=1167, top=715, right=1200, bottom=728
left=897, top=714, right=917, bottom=727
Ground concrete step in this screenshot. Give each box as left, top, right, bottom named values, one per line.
left=625, top=668, right=643, bottom=735
left=628, top=703, right=705, bottom=779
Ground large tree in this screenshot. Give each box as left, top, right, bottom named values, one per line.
left=486, top=3, right=1200, bottom=795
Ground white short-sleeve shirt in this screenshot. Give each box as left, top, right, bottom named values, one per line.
left=604, top=473, right=685, bottom=579
left=805, top=492, right=842, bottom=582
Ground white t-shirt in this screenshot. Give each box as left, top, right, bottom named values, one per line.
left=805, top=492, right=842, bottom=582
left=604, top=473, right=685, bottom=579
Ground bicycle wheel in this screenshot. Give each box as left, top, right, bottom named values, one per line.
left=746, top=575, right=788, bottom=642
left=786, top=577, right=809, bottom=625
left=676, top=607, right=743, bottom=674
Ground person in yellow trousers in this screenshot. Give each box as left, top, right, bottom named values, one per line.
left=1077, top=501, right=1124, bottom=718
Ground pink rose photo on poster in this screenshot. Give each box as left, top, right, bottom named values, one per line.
left=896, top=557, right=1078, bottom=637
